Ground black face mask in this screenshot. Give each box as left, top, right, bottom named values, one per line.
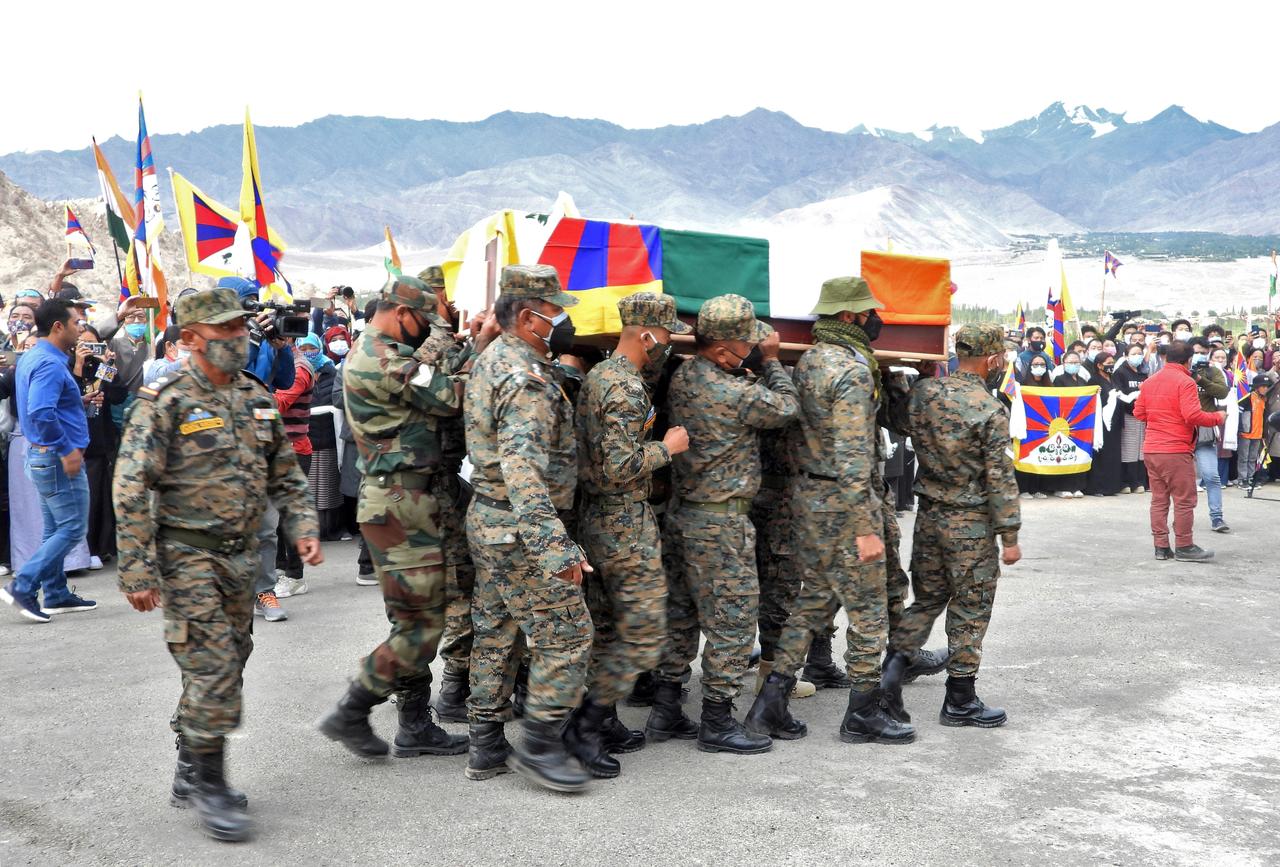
left=1029, top=340, right=1045, bottom=352
left=726, top=344, right=764, bottom=376
left=400, top=310, right=430, bottom=350
left=531, top=310, right=576, bottom=357
left=861, top=310, right=884, bottom=343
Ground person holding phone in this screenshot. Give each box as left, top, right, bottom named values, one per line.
left=73, top=326, right=123, bottom=568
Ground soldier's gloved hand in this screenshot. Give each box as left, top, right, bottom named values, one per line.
left=297, top=537, right=324, bottom=566
left=555, top=559, right=594, bottom=587
left=855, top=533, right=885, bottom=564
left=1001, top=543, right=1022, bottom=566
left=125, top=588, right=161, bottom=612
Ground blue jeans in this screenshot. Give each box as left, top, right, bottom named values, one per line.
left=13, top=446, right=89, bottom=604
left=1194, top=443, right=1223, bottom=524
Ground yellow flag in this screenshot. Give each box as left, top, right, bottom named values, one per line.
left=1059, top=263, right=1077, bottom=322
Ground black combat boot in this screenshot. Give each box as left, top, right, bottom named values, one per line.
left=434, top=668, right=470, bottom=724
left=697, top=698, right=772, bottom=755
left=839, top=688, right=916, bottom=744
left=564, top=699, right=622, bottom=778
left=625, top=670, right=657, bottom=707
left=512, top=662, right=530, bottom=719
left=801, top=631, right=852, bottom=689
left=903, top=647, right=951, bottom=684
left=189, top=743, right=252, bottom=842
left=318, top=682, right=391, bottom=757
left=509, top=719, right=591, bottom=793
left=644, top=678, right=700, bottom=742
left=465, top=721, right=513, bottom=781
left=171, top=735, right=247, bottom=809
left=939, top=676, right=1007, bottom=728
left=393, top=686, right=469, bottom=757
left=744, top=672, right=808, bottom=740
left=599, top=703, right=646, bottom=753
left=879, top=650, right=912, bottom=724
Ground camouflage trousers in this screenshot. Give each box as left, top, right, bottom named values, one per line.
left=160, top=539, right=255, bottom=752
left=580, top=497, right=667, bottom=706
left=774, top=478, right=889, bottom=690
left=657, top=504, right=758, bottom=703
left=433, top=473, right=476, bottom=678
left=891, top=504, right=1000, bottom=677
left=465, top=500, right=593, bottom=724
left=882, top=488, right=910, bottom=641
left=751, top=487, right=801, bottom=662
left=355, top=476, right=447, bottom=698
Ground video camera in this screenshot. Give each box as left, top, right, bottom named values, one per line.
left=243, top=299, right=312, bottom=341
left=1110, top=310, right=1141, bottom=322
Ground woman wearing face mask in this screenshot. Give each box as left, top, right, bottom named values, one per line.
left=1111, top=344, right=1149, bottom=493
left=1046, top=351, right=1090, bottom=497
left=1086, top=353, right=1124, bottom=496
left=1014, top=350, right=1059, bottom=499
left=1082, top=339, right=1105, bottom=377
left=72, top=326, right=124, bottom=567
left=323, top=324, right=351, bottom=364
left=142, top=326, right=189, bottom=383
left=297, top=333, right=345, bottom=543
left=1209, top=348, right=1238, bottom=487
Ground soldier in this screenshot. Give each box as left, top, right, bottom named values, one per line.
left=318, top=274, right=473, bottom=761
left=647, top=294, right=798, bottom=756
left=416, top=265, right=477, bottom=723
left=744, top=277, right=914, bottom=745
left=114, top=287, right=321, bottom=842
left=880, top=323, right=1022, bottom=728
left=464, top=264, right=594, bottom=792
left=571, top=292, right=691, bottom=778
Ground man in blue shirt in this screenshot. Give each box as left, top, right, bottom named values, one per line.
left=1, top=298, right=96, bottom=621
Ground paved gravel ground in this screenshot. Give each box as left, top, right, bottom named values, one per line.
left=2, top=489, right=1278, bottom=866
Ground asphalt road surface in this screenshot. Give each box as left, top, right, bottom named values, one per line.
left=2, top=489, right=1277, bottom=866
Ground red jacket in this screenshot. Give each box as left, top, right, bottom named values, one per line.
left=1133, top=363, right=1223, bottom=454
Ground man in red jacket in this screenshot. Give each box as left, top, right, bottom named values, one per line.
left=1134, top=341, right=1226, bottom=562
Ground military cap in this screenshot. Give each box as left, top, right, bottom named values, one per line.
left=618, top=291, right=692, bottom=334
left=417, top=265, right=446, bottom=290
left=499, top=264, right=577, bottom=308
left=810, top=276, right=884, bottom=316
left=381, top=274, right=434, bottom=311
left=176, top=287, right=252, bottom=327
left=954, top=323, right=1007, bottom=358
left=697, top=294, right=771, bottom=342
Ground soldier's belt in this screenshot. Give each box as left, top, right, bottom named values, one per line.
left=584, top=490, right=649, bottom=506
left=157, top=526, right=251, bottom=555
left=365, top=470, right=435, bottom=490
left=804, top=471, right=838, bottom=482
left=473, top=493, right=573, bottom=521
left=682, top=498, right=752, bottom=515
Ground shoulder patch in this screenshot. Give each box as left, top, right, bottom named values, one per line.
left=136, top=371, right=186, bottom=401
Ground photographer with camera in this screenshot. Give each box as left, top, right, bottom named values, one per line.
left=312, top=286, right=362, bottom=335
left=1188, top=338, right=1231, bottom=533
left=72, top=325, right=123, bottom=567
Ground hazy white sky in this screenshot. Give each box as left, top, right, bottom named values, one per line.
left=5, top=0, right=1277, bottom=153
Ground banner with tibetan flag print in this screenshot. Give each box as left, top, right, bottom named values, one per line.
left=1009, top=385, right=1103, bottom=475
left=538, top=219, right=662, bottom=334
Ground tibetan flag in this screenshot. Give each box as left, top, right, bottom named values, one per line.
left=1233, top=342, right=1251, bottom=401
left=171, top=171, right=285, bottom=279
left=1009, top=385, right=1102, bottom=475
left=240, top=107, right=286, bottom=301
left=1104, top=251, right=1123, bottom=277
left=538, top=218, right=663, bottom=335
left=128, top=97, right=169, bottom=326
left=64, top=205, right=95, bottom=258
left=93, top=137, right=134, bottom=253
left=384, top=226, right=402, bottom=276
left=998, top=361, right=1019, bottom=400
left=1015, top=301, right=1025, bottom=333
left=860, top=251, right=952, bottom=326
left=1045, top=294, right=1065, bottom=363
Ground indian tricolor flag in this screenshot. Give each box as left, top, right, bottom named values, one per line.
left=383, top=226, right=402, bottom=276
left=93, top=137, right=134, bottom=252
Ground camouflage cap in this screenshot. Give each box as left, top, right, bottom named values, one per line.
left=810, top=276, right=884, bottom=316
left=697, top=294, right=771, bottom=343
left=381, top=274, right=433, bottom=311
left=499, top=264, right=577, bottom=308
left=417, top=265, right=446, bottom=290
left=176, top=287, right=251, bottom=327
left=954, top=323, right=1007, bottom=358
left=617, top=292, right=692, bottom=334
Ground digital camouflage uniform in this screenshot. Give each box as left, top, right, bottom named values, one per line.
left=886, top=323, right=1020, bottom=676
left=464, top=274, right=590, bottom=725
left=772, top=337, right=888, bottom=691
left=751, top=424, right=803, bottom=661
left=115, top=291, right=316, bottom=753
left=660, top=295, right=799, bottom=703
left=576, top=293, right=690, bottom=705
left=343, top=278, right=463, bottom=699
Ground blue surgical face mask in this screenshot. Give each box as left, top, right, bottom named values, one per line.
left=125, top=322, right=147, bottom=340
left=1086, top=350, right=1100, bottom=362
left=1064, top=363, right=1081, bottom=375
left=1127, top=355, right=1143, bottom=368
left=1030, top=365, right=1047, bottom=377
left=1192, top=353, right=1207, bottom=366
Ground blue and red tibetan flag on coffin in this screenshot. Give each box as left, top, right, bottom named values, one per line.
left=1009, top=385, right=1103, bottom=474
left=537, top=219, right=663, bottom=334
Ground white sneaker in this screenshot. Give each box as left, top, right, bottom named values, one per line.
left=1072, top=490, right=1084, bottom=499
left=1056, top=491, right=1073, bottom=499
left=1020, top=492, right=1033, bottom=500
left=355, top=573, right=378, bottom=587
left=0, top=564, right=10, bottom=576
left=275, top=576, right=308, bottom=598
left=89, top=556, right=104, bottom=570
left=1033, top=492, right=1049, bottom=500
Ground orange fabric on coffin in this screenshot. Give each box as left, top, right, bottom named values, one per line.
left=860, top=251, right=952, bottom=326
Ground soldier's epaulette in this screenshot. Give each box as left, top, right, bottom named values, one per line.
left=136, top=371, right=186, bottom=401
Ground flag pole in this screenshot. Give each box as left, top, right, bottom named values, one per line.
left=166, top=166, right=195, bottom=287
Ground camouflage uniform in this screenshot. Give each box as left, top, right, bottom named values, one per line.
left=115, top=289, right=316, bottom=753
left=343, top=278, right=463, bottom=699
left=877, top=463, right=910, bottom=638
left=464, top=270, right=590, bottom=725
left=577, top=292, right=690, bottom=705
left=752, top=425, right=803, bottom=661
left=886, top=324, right=1020, bottom=676
left=659, top=296, right=799, bottom=703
